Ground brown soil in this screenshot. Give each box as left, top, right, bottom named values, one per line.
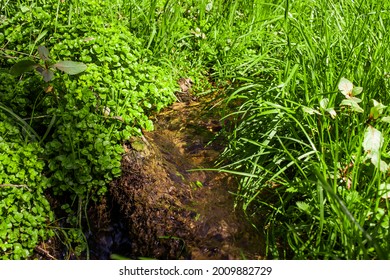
left=108, top=94, right=265, bottom=260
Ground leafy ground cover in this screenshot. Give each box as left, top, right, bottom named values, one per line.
left=1, top=0, right=389, bottom=259
left=0, top=0, right=177, bottom=259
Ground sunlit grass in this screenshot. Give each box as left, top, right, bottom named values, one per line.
left=217, top=0, right=390, bottom=259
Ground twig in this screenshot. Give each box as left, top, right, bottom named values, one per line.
left=0, top=184, right=31, bottom=191
left=34, top=246, right=57, bottom=260
left=0, top=47, right=39, bottom=59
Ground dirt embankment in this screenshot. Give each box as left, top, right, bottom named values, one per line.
left=107, top=93, right=264, bottom=259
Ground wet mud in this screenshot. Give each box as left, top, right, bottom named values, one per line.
left=105, top=95, right=265, bottom=259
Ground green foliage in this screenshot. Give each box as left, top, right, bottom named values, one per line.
left=0, top=116, right=54, bottom=260
left=2, top=2, right=175, bottom=186
left=0, top=71, right=44, bottom=119
left=40, top=19, right=176, bottom=201
left=217, top=0, right=390, bottom=259
left=1, top=0, right=177, bottom=258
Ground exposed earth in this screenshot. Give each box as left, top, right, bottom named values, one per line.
left=35, top=86, right=265, bottom=260
left=104, top=89, right=264, bottom=260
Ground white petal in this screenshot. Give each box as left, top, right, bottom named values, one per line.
left=338, top=78, right=354, bottom=97
left=363, top=126, right=383, bottom=154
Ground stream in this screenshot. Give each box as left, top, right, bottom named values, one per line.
left=101, top=92, right=264, bottom=259
left=37, top=90, right=265, bottom=260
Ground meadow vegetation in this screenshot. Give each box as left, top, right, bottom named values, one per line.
left=0, top=0, right=389, bottom=259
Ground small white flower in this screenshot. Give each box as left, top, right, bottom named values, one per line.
left=338, top=77, right=363, bottom=100
left=338, top=77, right=354, bottom=98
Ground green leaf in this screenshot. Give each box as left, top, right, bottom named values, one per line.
left=35, top=30, right=48, bottom=45
left=319, top=98, right=329, bottom=109
left=296, top=201, right=310, bottom=212
left=21, top=249, right=30, bottom=258
left=340, top=99, right=364, bottom=113
left=37, top=45, right=50, bottom=61
left=41, top=69, right=54, bottom=82
left=13, top=243, right=22, bottom=252
left=14, top=212, right=23, bottom=223
left=378, top=183, right=390, bottom=199
left=0, top=228, right=7, bottom=239
left=381, top=116, right=390, bottom=123
left=21, top=192, right=32, bottom=202
left=302, top=106, right=320, bottom=115
left=144, top=119, right=154, bottom=131
left=352, top=86, right=363, bottom=96
left=195, top=181, right=203, bottom=188
left=4, top=196, right=14, bottom=206
left=370, top=99, right=387, bottom=120
left=112, top=167, right=121, bottom=176
left=53, top=61, right=87, bottom=75
left=20, top=6, right=29, bottom=13
left=349, top=96, right=362, bottom=103
left=10, top=60, right=37, bottom=76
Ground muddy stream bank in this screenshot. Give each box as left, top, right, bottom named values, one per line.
left=84, top=92, right=264, bottom=259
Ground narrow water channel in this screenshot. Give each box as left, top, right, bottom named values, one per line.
left=37, top=91, right=265, bottom=260
left=100, top=92, right=265, bottom=259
